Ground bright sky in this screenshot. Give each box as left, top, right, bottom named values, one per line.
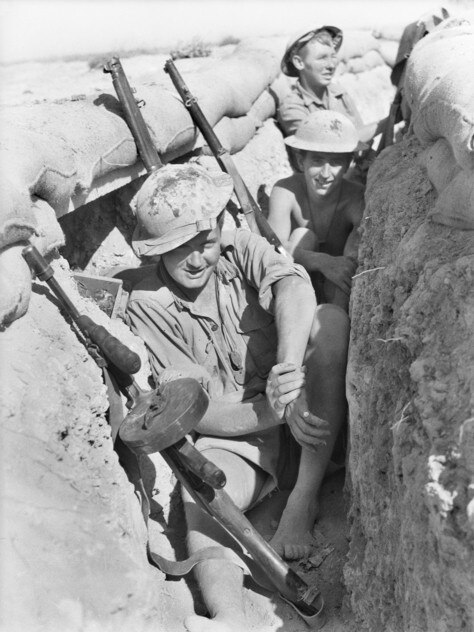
left=0, top=0, right=469, bottom=64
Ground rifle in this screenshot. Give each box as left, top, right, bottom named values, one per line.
left=103, top=56, right=163, bottom=173
left=23, top=244, right=325, bottom=628
left=163, top=58, right=287, bottom=256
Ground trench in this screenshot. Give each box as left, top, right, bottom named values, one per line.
left=2, top=17, right=473, bottom=632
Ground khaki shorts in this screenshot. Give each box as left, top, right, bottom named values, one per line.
left=195, top=425, right=301, bottom=507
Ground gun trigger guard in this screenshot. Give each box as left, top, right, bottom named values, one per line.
left=185, top=97, right=197, bottom=108
left=136, top=99, right=145, bottom=108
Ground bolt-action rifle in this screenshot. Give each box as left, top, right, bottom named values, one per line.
left=103, top=56, right=163, bottom=173
left=163, top=58, right=287, bottom=256
left=23, top=244, right=325, bottom=628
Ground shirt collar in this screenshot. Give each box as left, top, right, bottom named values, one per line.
left=295, top=79, right=344, bottom=106
left=156, top=255, right=239, bottom=313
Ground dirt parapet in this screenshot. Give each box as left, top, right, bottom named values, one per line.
left=346, top=133, right=474, bottom=630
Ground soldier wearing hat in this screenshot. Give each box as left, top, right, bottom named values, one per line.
left=268, top=110, right=365, bottom=312
left=127, top=163, right=349, bottom=632
left=277, top=26, right=364, bottom=138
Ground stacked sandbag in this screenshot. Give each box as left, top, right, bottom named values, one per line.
left=0, top=41, right=280, bottom=328
left=404, top=19, right=474, bottom=229
left=345, top=16, right=474, bottom=632
left=334, top=30, right=394, bottom=126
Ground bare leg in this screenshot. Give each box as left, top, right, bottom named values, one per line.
left=183, top=449, right=268, bottom=632
left=270, top=304, right=349, bottom=559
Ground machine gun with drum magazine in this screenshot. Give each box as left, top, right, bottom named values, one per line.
left=23, top=243, right=326, bottom=628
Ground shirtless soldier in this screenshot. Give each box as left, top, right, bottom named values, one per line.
left=126, top=163, right=349, bottom=632
left=268, top=110, right=365, bottom=311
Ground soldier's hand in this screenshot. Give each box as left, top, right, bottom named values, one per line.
left=322, top=255, right=357, bottom=295
left=266, top=362, right=306, bottom=420
left=285, top=394, right=331, bottom=452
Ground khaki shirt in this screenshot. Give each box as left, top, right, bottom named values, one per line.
left=126, top=230, right=310, bottom=483
left=277, top=80, right=363, bottom=136
left=127, top=229, right=310, bottom=397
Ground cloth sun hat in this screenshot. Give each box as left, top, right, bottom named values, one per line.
left=284, top=110, right=367, bottom=153
left=281, top=26, right=343, bottom=77
left=132, top=164, right=234, bottom=257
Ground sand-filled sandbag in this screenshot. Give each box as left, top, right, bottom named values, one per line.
left=0, top=43, right=280, bottom=252
left=207, top=90, right=276, bottom=154
left=0, top=174, right=37, bottom=249
left=339, top=30, right=381, bottom=61
left=342, top=50, right=386, bottom=74
left=375, top=39, right=399, bottom=67
left=420, top=140, right=474, bottom=229
left=0, top=243, right=32, bottom=326
left=404, top=20, right=474, bottom=171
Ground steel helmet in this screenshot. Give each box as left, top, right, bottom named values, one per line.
left=132, top=164, right=234, bottom=257
left=281, top=26, right=343, bottom=77
left=284, top=110, right=365, bottom=153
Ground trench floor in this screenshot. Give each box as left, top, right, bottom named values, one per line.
left=142, top=456, right=355, bottom=632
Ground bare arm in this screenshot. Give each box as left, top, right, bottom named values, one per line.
left=273, top=275, right=316, bottom=365
left=267, top=183, right=294, bottom=247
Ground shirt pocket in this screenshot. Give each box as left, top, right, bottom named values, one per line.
left=236, top=304, right=277, bottom=379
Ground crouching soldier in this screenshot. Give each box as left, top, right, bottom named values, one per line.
left=126, top=163, right=349, bottom=632
left=268, top=110, right=365, bottom=312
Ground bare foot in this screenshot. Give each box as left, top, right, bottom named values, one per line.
left=269, top=489, right=320, bottom=560
left=184, top=613, right=248, bottom=632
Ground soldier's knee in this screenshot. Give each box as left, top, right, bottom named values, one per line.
left=308, top=304, right=350, bottom=365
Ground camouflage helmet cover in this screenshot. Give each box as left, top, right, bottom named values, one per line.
left=132, top=164, right=234, bottom=257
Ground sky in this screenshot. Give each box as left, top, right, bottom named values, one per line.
left=0, top=0, right=470, bottom=64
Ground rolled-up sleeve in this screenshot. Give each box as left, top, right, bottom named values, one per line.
left=226, top=230, right=311, bottom=313
left=277, top=98, right=307, bottom=136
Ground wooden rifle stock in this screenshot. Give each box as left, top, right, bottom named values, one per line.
left=164, top=58, right=287, bottom=256
left=104, top=56, right=163, bottom=173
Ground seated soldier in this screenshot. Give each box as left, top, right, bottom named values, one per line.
left=126, top=163, right=349, bottom=632
left=278, top=25, right=364, bottom=137
left=268, top=110, right=365, bottom=312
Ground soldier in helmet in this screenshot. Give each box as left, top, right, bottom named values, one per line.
left=126, top=163, right=349, bottom=632
left=278, top=26, right=364, bottom=138
left=268, top=110, right=365, bottom=312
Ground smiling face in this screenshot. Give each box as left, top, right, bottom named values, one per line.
left=161, top=225, right=222, bottom=292
left=293, top=40, right=339, bottom=89
left=301, top=151, right=351, bottom=196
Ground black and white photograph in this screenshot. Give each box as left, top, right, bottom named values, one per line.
left=1, top=1, right=473, bottom=630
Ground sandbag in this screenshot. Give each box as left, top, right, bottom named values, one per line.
left=0, top=173, right=37, bottom=249
left=209, top=90, right=276, bottom=154
left=339, top=30, right=381, bottom=61
left=404, top=20, right=474, bottom=171
left=0, top=42, right=280, bottom=247
left=376, top=39, right=399, bottom=67
left=0, top=243, right=32, bottom=326
left=343, top=50, right=386, bottom=74
left=419, top=139, right=474, bottom=229
left=30, top=198, right=65, bottom=254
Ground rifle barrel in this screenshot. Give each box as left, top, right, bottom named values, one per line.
left=104, top=57, right=163, bottom=173
left=164, top=59, right=287, bottom=256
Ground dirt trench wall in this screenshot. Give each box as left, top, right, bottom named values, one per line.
left=345, top=22, right=474, bottom=628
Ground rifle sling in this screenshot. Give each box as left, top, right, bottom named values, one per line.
left=104, top=371, right=325, bottom=626
left=103, top=370, right=272, bottom=586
